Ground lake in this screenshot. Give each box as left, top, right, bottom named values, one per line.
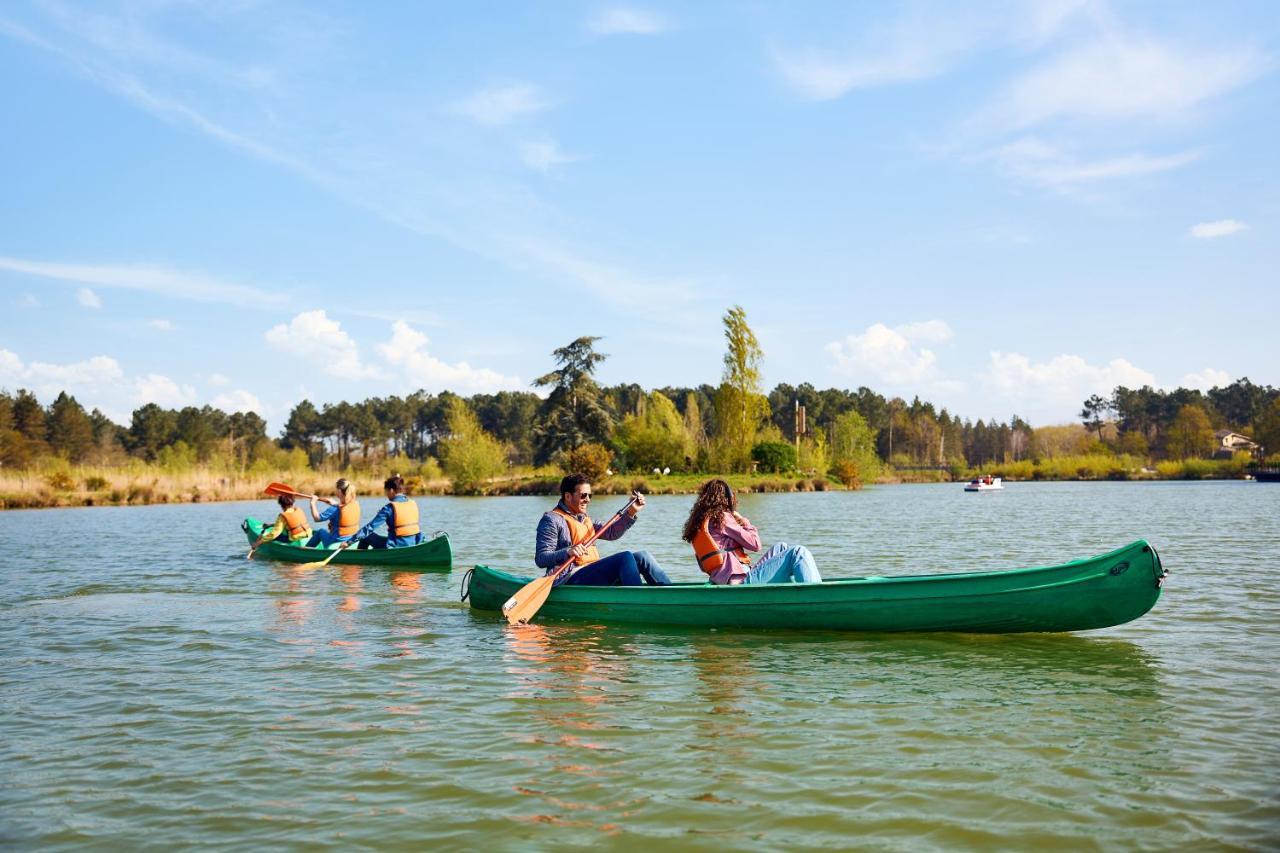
left=2, top=482, right=1277, bottom=849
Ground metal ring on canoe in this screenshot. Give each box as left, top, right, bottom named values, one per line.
left=459, top=568, right=474, bottom=602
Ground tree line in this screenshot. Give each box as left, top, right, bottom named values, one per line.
left=4, top=308, right=1277, bottom=483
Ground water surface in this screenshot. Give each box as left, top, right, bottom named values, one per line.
left=2, top=482, right=1277, bottom=849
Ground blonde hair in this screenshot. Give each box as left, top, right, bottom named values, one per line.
left=335, top=478, right=354, bottom=503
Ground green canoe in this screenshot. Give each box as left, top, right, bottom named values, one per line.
left=242, top=518, right=452, bottom=568
left=464, top=540, right=1166, bottom=633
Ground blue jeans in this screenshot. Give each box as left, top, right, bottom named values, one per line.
left=564, top=550, right=672, bottom=586
left=745, top=542, right=822, bottom=584
left=305, top=530, right=351, bottom=549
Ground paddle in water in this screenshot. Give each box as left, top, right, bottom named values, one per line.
left=502, top=494, right=640, bottom=626
left=297, top=540, right=354, bottom=570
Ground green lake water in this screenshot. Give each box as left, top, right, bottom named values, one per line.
left=2, top=482, right=1277, bottom=849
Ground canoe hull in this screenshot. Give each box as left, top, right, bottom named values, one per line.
left=242, top=518, right=452, bottom=568
left=466, top=541, right=1165, bottom=633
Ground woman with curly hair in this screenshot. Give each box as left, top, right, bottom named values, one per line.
left=681, top=478, right=822, bottom=585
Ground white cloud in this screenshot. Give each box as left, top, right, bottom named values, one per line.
left=18, top=293, right=39, bottom=307
left=773, top=41, right=961, bottom=101
left=1190, top=219, right=1247, bottom=239
left=826, top=321, right=954, bottom=385
left=990, top=137, right=1199, bottom=188
left=148, top=318, right=175, bottom=331
left=0, top=349, right=125, bottom=393
left=264, top=310, right=373, bottom=380
left=1180, top=368, right=1230, bottom=391
left=984, top=35, right=1266, bottom=132
left=208, top=372, right=231, bottom=386
left=134, top=373, right=197, bottom=406
left=212, top=389, right=264, bottom=414
left=588, top=8, right=666, bottom=36
left=520, top=138, right=579, bottom=173
left=982, top=351, right=1157, bottom=421
left=378, top=320, right=522, bottom=394
left=77, top=287, right=102, bottom=308
left=0, top=256, right=286, bottom=308
left=454, top=83, right=550, bottom=126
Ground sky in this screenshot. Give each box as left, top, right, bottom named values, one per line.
left=1, top=0, right=1277, bottom=431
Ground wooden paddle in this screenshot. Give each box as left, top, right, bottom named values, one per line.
left=502, top=494, right=640, bottom=626
left=263, top=481, right=331, bottom=503
left=297, top=540, right=353, bottom=570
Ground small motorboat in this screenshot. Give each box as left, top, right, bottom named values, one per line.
left=964, top=476, right=1003, bottom=492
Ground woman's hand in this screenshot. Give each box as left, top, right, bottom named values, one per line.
left=731, top=510, right=749, bottom=526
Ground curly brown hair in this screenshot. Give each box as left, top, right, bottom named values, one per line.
left=681, top=479, right=736, bottom=543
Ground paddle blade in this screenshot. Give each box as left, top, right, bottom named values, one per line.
left=264, top=482, right=296, bottom=497
left=502, top=574, right=556, bottom=625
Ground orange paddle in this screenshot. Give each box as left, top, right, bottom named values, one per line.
left=502, top=495, right=639, bottom=626
left=263, top=481, right=319, bottom=500
left=298, top=541, right=353, bottom=570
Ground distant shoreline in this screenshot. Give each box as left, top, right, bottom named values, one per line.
left=0, top=463, right=1260, bottom=511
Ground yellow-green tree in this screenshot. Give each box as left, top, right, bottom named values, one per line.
left=713, top=306, right=769, bottom=471
left=1165, top=404, right=1214, bottom=460
left=829, top=410, right=881, bottom=484
left=614, top=391, right=693, bottom=471
left=439, top=398, right=508, bottom=494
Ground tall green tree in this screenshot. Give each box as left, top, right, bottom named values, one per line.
left=1080, top=394, right=1110, bottom=442
left=128, top=404, right=178, bottom=461
left=46, top=392, right=94, bottom=462
left=1165, top=404, right=1214, bottom=460
left=439, top=398, right=508, bottom=493
left=12, top=390, right=46, bottom=442
left=712, top=306, right=769, bottom=471
left=829, top=409, right=882, bottom=481
left=533, top=336, right=613, bottom=464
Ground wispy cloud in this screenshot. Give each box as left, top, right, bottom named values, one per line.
left=454, top=82, right=551, bottom=126
left=211, top=388, right=265, bottom=415
left=520, top=137, right=580, bottom=173
left=77, top=287, right=102, bottom=308
left=588, top=8, right=667, bottom=37
left=148, top=318, right=175, bottom=331
left=990, top=137, right=1199, bottom=189
left=979, top=34, right=1267, bottom=132
left=0, top=256, right=286, bottom=308
left=1190, top=219, right=1247, bottom=239
left=134, top=373, right=196, bottom=407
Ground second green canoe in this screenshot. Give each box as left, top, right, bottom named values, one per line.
left=243, top=518, right=452, bottom=568
left=464, top=540, right=1165, bottom=633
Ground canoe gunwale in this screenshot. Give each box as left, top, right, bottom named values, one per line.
left=242, top=517, right=452, bottom=568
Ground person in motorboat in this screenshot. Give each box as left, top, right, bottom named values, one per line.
left=682, top=478, right=822, bottom=584
left=305, top=478, right=361, bottom=549
left=350, top=474, right=424, bottom=549
left=535, top=473, right=672, bottom=586
left=247, top=494, right=312, bottom=557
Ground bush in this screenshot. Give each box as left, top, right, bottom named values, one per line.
left=45, top=471, right=77, bottom=491
left=563, top=443, right=612, bottom=482
left=812, top=477, right=829, bottom=491
left=439, top=400, right=509, bottom=494
left=751, top=441, right=797, bottom=474
left=84, top=475, right=109, bottom=491
left=834, top=460, right=861, bottom=489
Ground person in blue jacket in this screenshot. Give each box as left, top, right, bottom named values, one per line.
left=352, top=474, right=424, bottom=549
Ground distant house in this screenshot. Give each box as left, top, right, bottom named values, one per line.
left=1213, top=430, right=1259, bottom=459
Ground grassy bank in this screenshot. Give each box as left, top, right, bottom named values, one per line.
left=0, top=452, right=1261, bottom=510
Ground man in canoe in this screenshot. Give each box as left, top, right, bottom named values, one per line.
left=535, top=473, right=672, bottom=586
left=682, top=478, right=822, bottom=584
left=305, top=478, right=361, bottom=549
left=247, top=494, right=312, bottom=558
left=350, top=474, right=424, bottom=549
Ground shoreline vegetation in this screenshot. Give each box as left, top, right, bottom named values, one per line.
left=4, top=308, right=1277, bottom=512
left=0, top=452, right=1264, bottom=511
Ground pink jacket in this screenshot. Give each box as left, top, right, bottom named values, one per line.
left=706, top=511, right=762, bottom=585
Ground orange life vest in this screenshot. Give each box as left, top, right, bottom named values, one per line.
left=691, top=516, right=751, bottom=576
left=390, top=499, right=420, bottom=537
left=337, top=501, right=361, bottom=537
left=552, top=507, right=600, bottom=566
left=281, top=507, right=309, bottom=540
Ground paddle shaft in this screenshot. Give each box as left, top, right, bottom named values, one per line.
left=502, top=495, right=639, bottom=625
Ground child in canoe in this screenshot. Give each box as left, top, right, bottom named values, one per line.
left=305, top=478, right=361, bottom=549
left=682, top=478, right=822, bottom=584
left=350, top=474, right=424, bottom=549
left=247, top=494, right=312, bottom=558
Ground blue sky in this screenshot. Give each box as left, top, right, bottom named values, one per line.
left=1, top=0, right=1276, bottom=429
